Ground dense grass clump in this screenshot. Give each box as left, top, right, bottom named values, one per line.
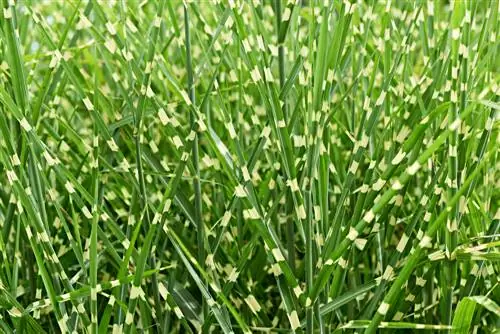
left=0, top=0, right=499, bottom=333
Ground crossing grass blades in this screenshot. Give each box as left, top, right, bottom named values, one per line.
left=0, top=0, right=498, bottom=333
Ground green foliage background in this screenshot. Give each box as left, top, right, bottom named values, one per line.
left=0, top=0, right=498, bottom=333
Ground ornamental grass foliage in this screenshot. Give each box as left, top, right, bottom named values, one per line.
left=0, top=0, right=498, bottom=333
